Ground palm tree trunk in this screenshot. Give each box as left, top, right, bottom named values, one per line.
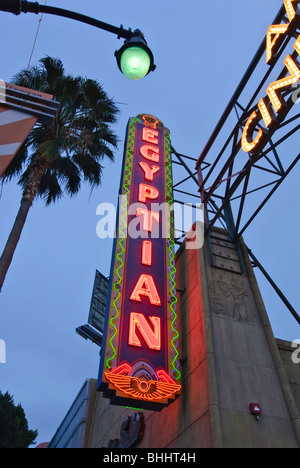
left=0, top=198, right=32, bottom=292
left=0, top=160, right=47, bottom=293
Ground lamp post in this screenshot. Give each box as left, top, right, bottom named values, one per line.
left=0, top=0, right=156, bottom=80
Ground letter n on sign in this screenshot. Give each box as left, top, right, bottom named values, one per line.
left=97, top=114, right=181, bottom=411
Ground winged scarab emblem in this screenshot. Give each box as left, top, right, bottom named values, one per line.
left=104, top=362, right=181, bottom=403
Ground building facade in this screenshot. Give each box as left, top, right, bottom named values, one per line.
left=48, top=228, right=300, bottom=448
left=48, top=379, right=97, bottom=448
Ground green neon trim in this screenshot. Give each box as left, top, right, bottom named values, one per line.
left=123, top=406, right=144, bottom=410
left=106, top=121, right=180, bottom=380
left=165, top=133, right=181, bottom=381
left=106, top=118, right=140, bottom=369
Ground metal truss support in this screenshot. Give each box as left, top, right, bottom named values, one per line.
left=170, top=4, right=300, bottom=327
left=194, top=5, right=300, bottom=240
left=247, top=247, right=300, bottom=325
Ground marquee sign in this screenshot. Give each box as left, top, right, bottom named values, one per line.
left=241, top=0, right=300, bottom=153
left=98, top=114, right=181, bottom=411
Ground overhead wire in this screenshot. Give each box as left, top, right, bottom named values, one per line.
left=0, top=2, right=48, bottom=199
left=23, top=0, right=48, bottom=86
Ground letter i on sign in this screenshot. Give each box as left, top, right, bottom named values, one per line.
left=142, top=240, right=152, bottom=266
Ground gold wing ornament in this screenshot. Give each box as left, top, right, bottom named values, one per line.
left=104, top=372, right=181, bottom=402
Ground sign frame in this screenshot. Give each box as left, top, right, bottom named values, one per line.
left=98, top=114, right=181, bottom=411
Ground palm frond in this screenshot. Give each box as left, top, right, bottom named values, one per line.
left=52, top=156, right=81, bottom=195
left=38, top=170, right=63, bottom=205
left=7, top=56, right=119, bottom=205
left=37, top=139, right=60, bottom=163
left=12, top=65, right=46, bottom=91
left=73, top=153, right=103, bottom=188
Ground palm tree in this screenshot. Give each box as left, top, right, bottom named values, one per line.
left=0, top=56, right=119, bottom=292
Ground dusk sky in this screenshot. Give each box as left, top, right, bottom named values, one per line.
left=0, top=0, right=299, bottom=446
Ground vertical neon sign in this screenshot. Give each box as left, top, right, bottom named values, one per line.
left=98, top=114, right=181, bottom=411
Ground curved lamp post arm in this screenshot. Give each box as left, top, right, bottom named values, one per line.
left=0, top=0, right=155, bottom=80
left=0, top=0, right=136, bottom=40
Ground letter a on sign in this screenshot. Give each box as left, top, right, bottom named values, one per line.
left=130, top=274, right=161, bottom=306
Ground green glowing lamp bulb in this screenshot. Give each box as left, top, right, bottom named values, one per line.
left=120, top=46, right=151, bottom=81
left=115, top=33, right=155, bottom=81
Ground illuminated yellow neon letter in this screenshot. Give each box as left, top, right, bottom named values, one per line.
left=241, top=111, right=264, bottom=153
left=284, top=0, right=300, bottom=22
left=267, top=55, right=300, bottom=112
left=266, top=24, right=289, bottom=63
left=294, top=33, right=300, bottom=55
left=257, top=98, right=273, bottom=127
left=266, top=1, right=300, bottom=63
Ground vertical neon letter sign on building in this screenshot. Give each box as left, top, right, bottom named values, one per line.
left=98, top=114, right=181, bottom=411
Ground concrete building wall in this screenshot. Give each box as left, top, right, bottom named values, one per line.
left=277, top=339, right=300, bottom=413
left=201, top=229, right=300, bottom=448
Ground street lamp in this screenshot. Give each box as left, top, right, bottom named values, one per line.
left=0, top=0, right=156, bottom=80
left=115, top=32, right=155, bottom=81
